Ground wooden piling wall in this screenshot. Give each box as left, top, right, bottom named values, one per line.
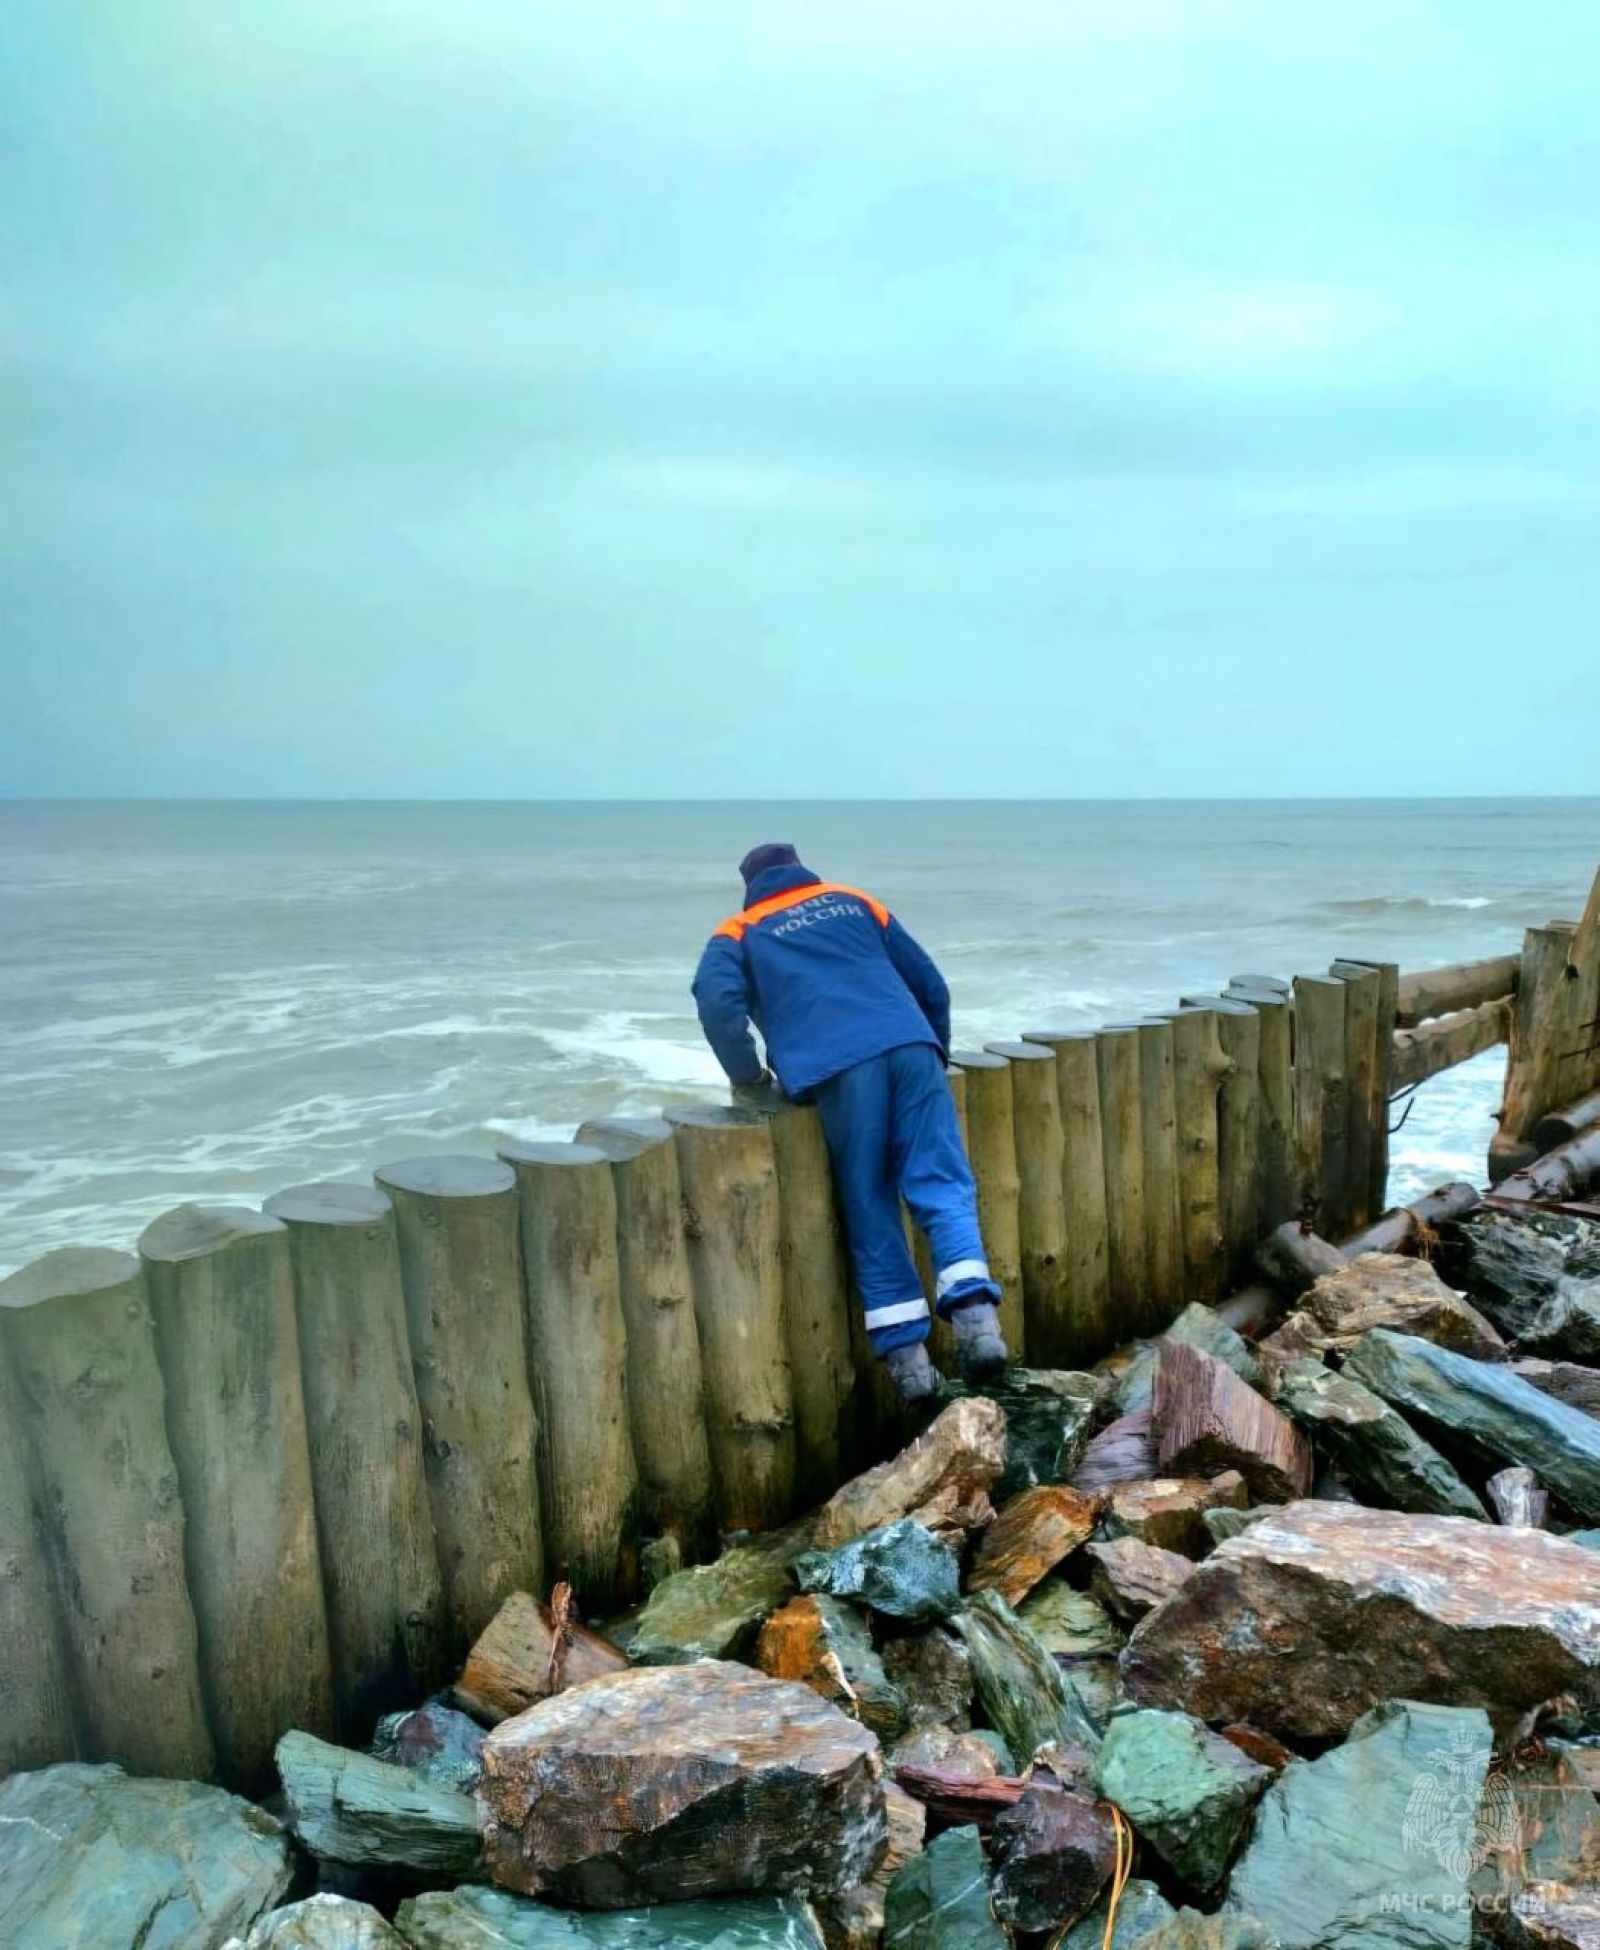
left=0, top=908, right=1569, bottom=1785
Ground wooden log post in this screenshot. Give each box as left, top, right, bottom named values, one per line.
left=1092, top=1027, right=1148, bottom=1344
left=1330, top=961, right=1381, bottom=1235
left=664, top=1108, right=796, bottom=1534
left=574, top=1117, right=718, bottom=1561
left=1291, top=974, right=1349, bottom=1231
left=0, top=1336, right=75, bottom=1775
left=139, top=1205, right=334, bottom=1790
left=1345, top=959, right=1400, bottom=1220
left=496, top=1142, right=641, bottom=1609
left=1127, top=1020, right=1184, bottom=1333
left=1496, top=900, right=1600, bottom=1181
left=921, top=1066, right=971, bottom=1378
left=1187, top=997, right=1262, bottom=1291
left=1021, top=1030, right=1112, bottom=1362
left=0, top=1249, right=213, bottom=1778
left=950, top=1051, right=1026, bottom=1360
left=1225, top=982, right=1295, bottom=1232
left=1391, top=998, right=1511, bottom=1089
left=1164, top=1007, right=1229, bottom=1304
left=264, top=1182, right=447, bottom=1734
left=372, top=1158, right=546, bottom=1661
left=1396, top=954, right=1520, bottom=1026
left=985, top=1042, right=1072, bottom=1364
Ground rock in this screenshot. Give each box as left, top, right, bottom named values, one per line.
left=0, top=1762, right=292, bottom=1950
left=1106, top=1473, right=1250, bottom=1557
left=1089, top=1706, right=1271, bottom=1894
left=276, top=1731, right=483, bottom=1878
left=880, top=1629, right=974, bottom=1731
left=888, top=1724, right=1013, bottom=1783
left=1226, top=1699, right=1492, bottom=1947
left=223, top=1896, right=403, bottom=1948
left=1450, top=1209, right=1594, bottom=1340
left=950, top=1367, right=1102, bottom=1494
left=754, top=1593, right=908, bottom=1741
left=459, top=1592, right=629, bottom=1721
left=953, top=1588, right=1103, bottom=1765
left=1109, top=1305, right=1267, bottom=1420
left=1139, top=1914, right=1278, bottom=1950
left=1072, top=1403, right=1159, bottom=1491
left=1059, top=1879, right=1178, bottom=1950
left=1488, top=1465, right=1552, bottom=1528
left=1511, top=1358, right=1600, bottom=1419
left=1344, top=1330, right=1600, bottom=1521
left=1153, top=1341, right=1313, bottom=1501
left=882, top=1823, right=1008, bottom=1950
left=628, top=1523, right=810, bottom=1665
left=1523, top=1279, right=1600, bottom=1364
left=1122, top=1502, right=1600, bottom=1740
left=1219, top=1723, right=1294, bottom=1773
left=1085, top=1536, right=1196, bottom=1623
left=968, top=1484, right=1101, bottom=1603
left=1569, top=1528, right=1600, bottom=1550
left=476, top=1659, right=884, bottom=1907
left=1503, top=1886, right=1600, bottom=1949
left=1274, top=1358, right=1488, bottom=1519
left=1297, top=1252, right=1507, bottom=1359
left=814, top=1781, right=926, bottom=1950
left=1062, top=1656, right=1120, bottom=1734
left=989, top=1776, right=1118, bottom=1932
left=372, top=1698, right=487, bottom=1793
left=795, top=1518, right=960, bottom=1623
left=810, top=1397, right=1006, bottom=1548
left=1202, top=1504, right=1276, bottom=1546
left=1469, top=1741, right=1600, bottom=1921
left=1015, top=1581, right=1124, bottom=1658
left=396, top=1886, right=828, bottom=1946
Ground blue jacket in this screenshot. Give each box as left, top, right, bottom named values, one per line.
left=693, top=863, right=951, bottom=1099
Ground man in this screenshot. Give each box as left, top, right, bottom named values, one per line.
left=692, top=842, right=1008, bottom=1403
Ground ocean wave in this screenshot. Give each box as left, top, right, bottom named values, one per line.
left=1315, top=895, right=1495, bottom=915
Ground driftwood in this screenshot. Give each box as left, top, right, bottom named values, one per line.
left=1396, top=954, right=1520, bottom=1027
left=1256, top=1219, right=1346, bottom=1298
left=1392, top=999, right=1510, bottom=1089
left=1534, top=1088, right=1600, bottom=1156
left=1492, top=1120, right=1600, bottom=1206
left=1347, top=1181, right=1482, bottom=1255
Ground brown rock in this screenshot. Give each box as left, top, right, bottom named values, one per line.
left=880, top=1630, right=974, bottom=1732
left=477, top=1660, right=886, bottom=1906
left=456, top=1591, right=627, bottom=1724
left=1218, top=1723, right=1294, bottom=1773
left=1084, top=1536, right=1195, bottom=1624
left=1072, top=1403, right=1158, bottom=1491
left=754, top=1594, right=907, bottom=1742
left=989, top=1776, right=1118, bottom=1933
left=1298, top=1253, right=1507, bottom=1360
left=1121, top=1501, right=1600, bottom=1739
left=888, top=1725, right=1011, bottom=1783
left=968, top=1486, right=1102, bottom=1605
left=811, top=1397, right=1006, bottom=1548
left=1153, top=1342, right=1313, bottom=1503
left=1107, top=1473, right=1249, bottom=1558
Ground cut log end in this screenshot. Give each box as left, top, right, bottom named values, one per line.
left=374, top=1154, right=516, bottom=1200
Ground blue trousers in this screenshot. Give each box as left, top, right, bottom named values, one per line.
left=814, top=1042, right=1002, bottom=1354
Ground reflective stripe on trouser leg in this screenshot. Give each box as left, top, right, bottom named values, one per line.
left=888, top=1043, right=1004, bottom=1318
left=814, top=1052, right=933, bottom=1355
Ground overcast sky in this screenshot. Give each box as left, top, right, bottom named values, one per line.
left=4, top=3, right=1598, bottom=798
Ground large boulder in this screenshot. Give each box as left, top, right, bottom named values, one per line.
left=476, top=1660, right=885, bottom=1907
left=1105, top=1473, right=1249, bottom=1557
left=1449, top=1209, right=1600, bottom=1341
left=396, top=1885, right=827, bottom=1946
left=1293, top=1253, right=1506, bottom=1359
left=809, top=1397, right=1006, bottom=1547
left=1090, top=1706, right=1271, bottom=1894
left=953, top=1588, right=1103, bottom=1766
left=1344, top=1331, right=1600, bottom=1522
left=1121, top=1503, right=1600, bottom=1739
left=1225, top=1700, right=1493, bottom=1948
left=0, top=1763, right=292, bottom=1950
left=1274, top=1358, right=1487, bottom=1520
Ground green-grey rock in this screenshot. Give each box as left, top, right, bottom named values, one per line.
left=795, top=1517, right=960, bottom=1623
left=396, top=1885, right=826, bottom=1947
left=1016, top=1581, right=1125, bottom=1658
left=882, top=1824, right=1008, bottom=1949
left=1201, top=1505, right=1275, bottom=1546
left=1566, top=1526, right=1600, bottom=1550
left=1059, top=1878, right=1177, bottom=1950
left=226, top=1895, right=403, bottom=1947
left=1109, top=1305, right=1264, bottom=1420
left=953, top=1588, right=1101, bottom=1765
left=950, top=1367, right=1100, bottom=1494
left=1343, top=1329, right=1600, bottom=1521
left=1275, top=1358, right=1487, bottom=1519
left=275, top=1731, right=482, bottom=1877
left=1523, top=1277, right=1600, bottom=1363
left=1226, top=1698, right=1493, bottom=1947
left=629, top=1524, right=809, bottom=1665
left=0, top=1762, right=292, bottom=1950
left=1090, top=1706, right=1271, bottom=1893
left=1139, top=1914, right=1278, bottom=1950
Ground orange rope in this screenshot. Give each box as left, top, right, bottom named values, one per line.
left=1041, top=1802, right=1134, bottom=1950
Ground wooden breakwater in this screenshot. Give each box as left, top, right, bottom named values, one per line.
left=3, top=876, right=1598, bottom=1792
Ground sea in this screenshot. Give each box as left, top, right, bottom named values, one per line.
left=2, top=798, right=1596, bottom=1277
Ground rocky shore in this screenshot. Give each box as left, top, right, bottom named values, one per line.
left=3, top=1206, right=1598, bottom=1949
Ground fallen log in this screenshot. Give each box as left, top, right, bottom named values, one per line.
left=1391, top=997, right=1510, bottom=1089
left=1344, top=1180, right=1482, bottom=1255
left=1534, top=1088, right=1600, bottom=1156
left=1256, top=1220, right=1346, bottom=1298
left=1492, top=1119, right=1600, bottom=1206
left=1395, top=954, right=1519, bottom=1027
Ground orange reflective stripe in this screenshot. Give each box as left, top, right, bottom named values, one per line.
left=713, top=881, right=890, bottom=943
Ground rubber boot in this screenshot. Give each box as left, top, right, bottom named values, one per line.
left=881, top=1341, right=941, bottom=1405
left=950, top=1299, right=1008, bottom=1378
